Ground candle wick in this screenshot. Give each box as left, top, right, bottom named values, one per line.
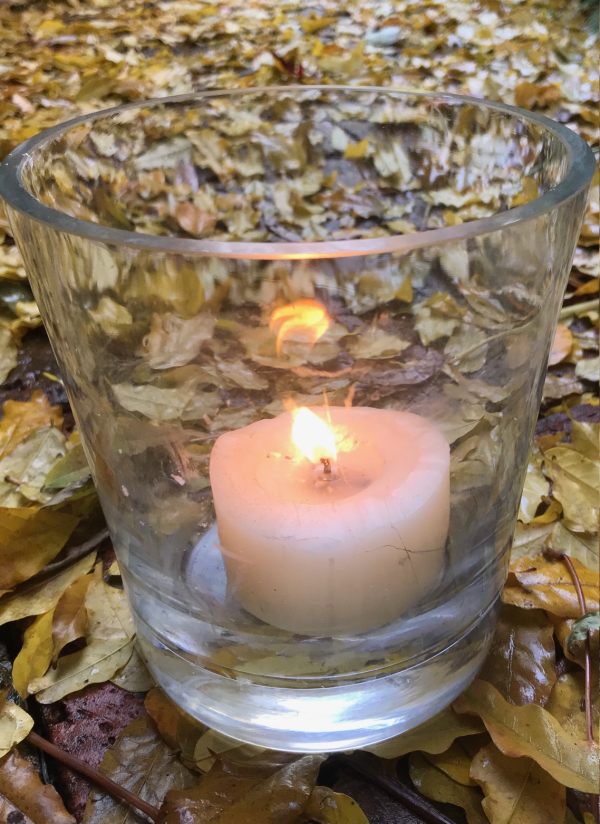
left=320, top=457, right=332, bottom=475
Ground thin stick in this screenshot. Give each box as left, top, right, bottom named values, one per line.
left=336, top=755, right=457, bottom=824
left=560, top=299, right=598, bottom=320
left=545, top=549, right=595, bottom=745
left=27, top=731, right=160, bottom=822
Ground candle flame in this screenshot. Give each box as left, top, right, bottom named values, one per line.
left=269, top=299, right=330, bottom=355
left=291, top=407, right=337, bottom=464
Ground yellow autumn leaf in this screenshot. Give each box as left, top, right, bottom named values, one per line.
left=12, top=609, right=54, bottom=698
left=30, top=565, right=136, bottom=703
left=453, top=680, right=600, bottom=793
left=0, top=748, right=75, bottom=823
left=0, top=390, right=63, bottom=460
left=51, top=571, right=92, bottom=663
left=303, top=786, right=370, bottom=823
left=0, top=554, right=95, bottom=627
left=0, top=506, right=80, bottom=591
left=470, top=743, right=566, bottom=824
left=365, top=705, right=484, bottom=758
left=503, top=555, right=599, bottom=618
left=409, top=752, right=487, bottom=824
left=0, top=696, right=33, bottom=758
left=343, top=139, right=370, bottom=160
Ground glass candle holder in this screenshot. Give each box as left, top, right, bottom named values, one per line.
left=0, top=87, right=593, bottom=752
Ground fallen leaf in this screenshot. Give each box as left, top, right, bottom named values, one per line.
left=518, top=459, right=550, bottom=523
left=0, top=505, right=80, bottom=591
left=424, top=739, right=483, bottom=787
left=453, top=680, right=600, bottom=793
left=174, top=203, right=216, bottom=237
left=302, top=786, right=369, bottom=823
left=159, top=754, right=325, bottom=823
left=366, top=706, right=484, bottom=758
left=144, top=687, right=206, bottom=765
left=0, top=696, right=33, bottom=758
left=546, top=672, right=600, bottom=748
left=139, top=312, right=215, bottom=370
left=575, top=355, right=599, bottom=382
left=30, top=565, right=136, bottom=703
left=479, top=605, right=556, bottom=706
left=344, top=139, right=370, bottom=160
left=0, top=748, right=75, bottom=823
left=470, top=743, right=566, bottom=824
left=549, top=325, right=573, bottom=365
left=409, top=752, right=487, bottom=824
left=0, top=390, right=63, bottom=460
left=111, top=648, right=155, bottom=692
left=0, top=427, right=67, bottom=505
left=82, top=714, right=195, bottom=823
left=515, top=81, right=562, bottom=109
left=52, top=572, right=92, bottom=663
left=12, top=609, right=54, bottom=698
left=0, top=325, right=18, bottom=384
left=503, top=555, right=599, bottom=617
left=346, top=326, right=410, bottom=359
left=0, top=554, right=94, bottom=626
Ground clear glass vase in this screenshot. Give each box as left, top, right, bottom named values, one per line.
left=0, top=87, right=594, bottom=751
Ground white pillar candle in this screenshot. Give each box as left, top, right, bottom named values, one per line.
left=209, top=406, right=450, bottom=636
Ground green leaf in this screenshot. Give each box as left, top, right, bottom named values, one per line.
left=453, top=680, right=600, bottom=793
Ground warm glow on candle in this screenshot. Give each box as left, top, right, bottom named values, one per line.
left=291, top=407, right=338, bottom=464
left=269, top=299, right=330, bottom=355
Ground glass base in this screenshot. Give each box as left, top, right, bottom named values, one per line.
left=136, top=599, right=497, bottom=752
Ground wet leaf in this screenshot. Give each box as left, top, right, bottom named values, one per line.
left=453, top=680, right=600, bottom=793
left=366, top=705, right=484, bottom=758
left=159, top=754, right=325, bottom=823
left=0, top=390, right=63, bottom=460
left=470, top=743, right=566, bottom=824
left=0, top=748, right=75, bottom=823
left=51, top=571, right=92, bottom=663
left=408, top=752, right=487, bottom=824
left=546, top=672, right=599, bottom=741
left=0, top=696, right=33, bottom=758
left=82, top=714, right=195, bottom=823
left=12, top=609, right=54, bottom=697
left=503, top=555, right=599, bottom=617
left=30, top=565, right=136, bottom=702
left=0, top=505, right=80, bottom=591
left=479, top=605, right=556, bottom=706
left=302, top=786, right=369, bottom=823
left=0, top=427, right=67, bottom=505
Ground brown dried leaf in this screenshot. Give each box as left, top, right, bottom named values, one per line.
left=302, top=786, right=369, bottom=823
left=548, top=325, right=573, bottom=366
left=0, top=390, right=63, bottom=461
left=503, top=555, right=599, bottom=617
left=159, top=754, right=325, bottom=823
left=479, top=605, right=556, bottom=706
left=51, top=572, right=92, bottom=663
left=366, top=705, right=484, bottom=758
left=409, top=752, right=487, bottom=824
left=470, top=743, right=566, bottom=824
left=82, top=714, right=195, bottom=823
left=0, top=748, right=75, bottom=824
left=453, top=680, right=600, bottom=793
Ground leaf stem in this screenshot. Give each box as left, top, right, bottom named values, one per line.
left=27, top=731, right=160, bottom=822
left=544, top=550, right=595, bottom=745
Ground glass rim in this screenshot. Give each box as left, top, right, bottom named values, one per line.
left=0, top=85, right=595, bottom=260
